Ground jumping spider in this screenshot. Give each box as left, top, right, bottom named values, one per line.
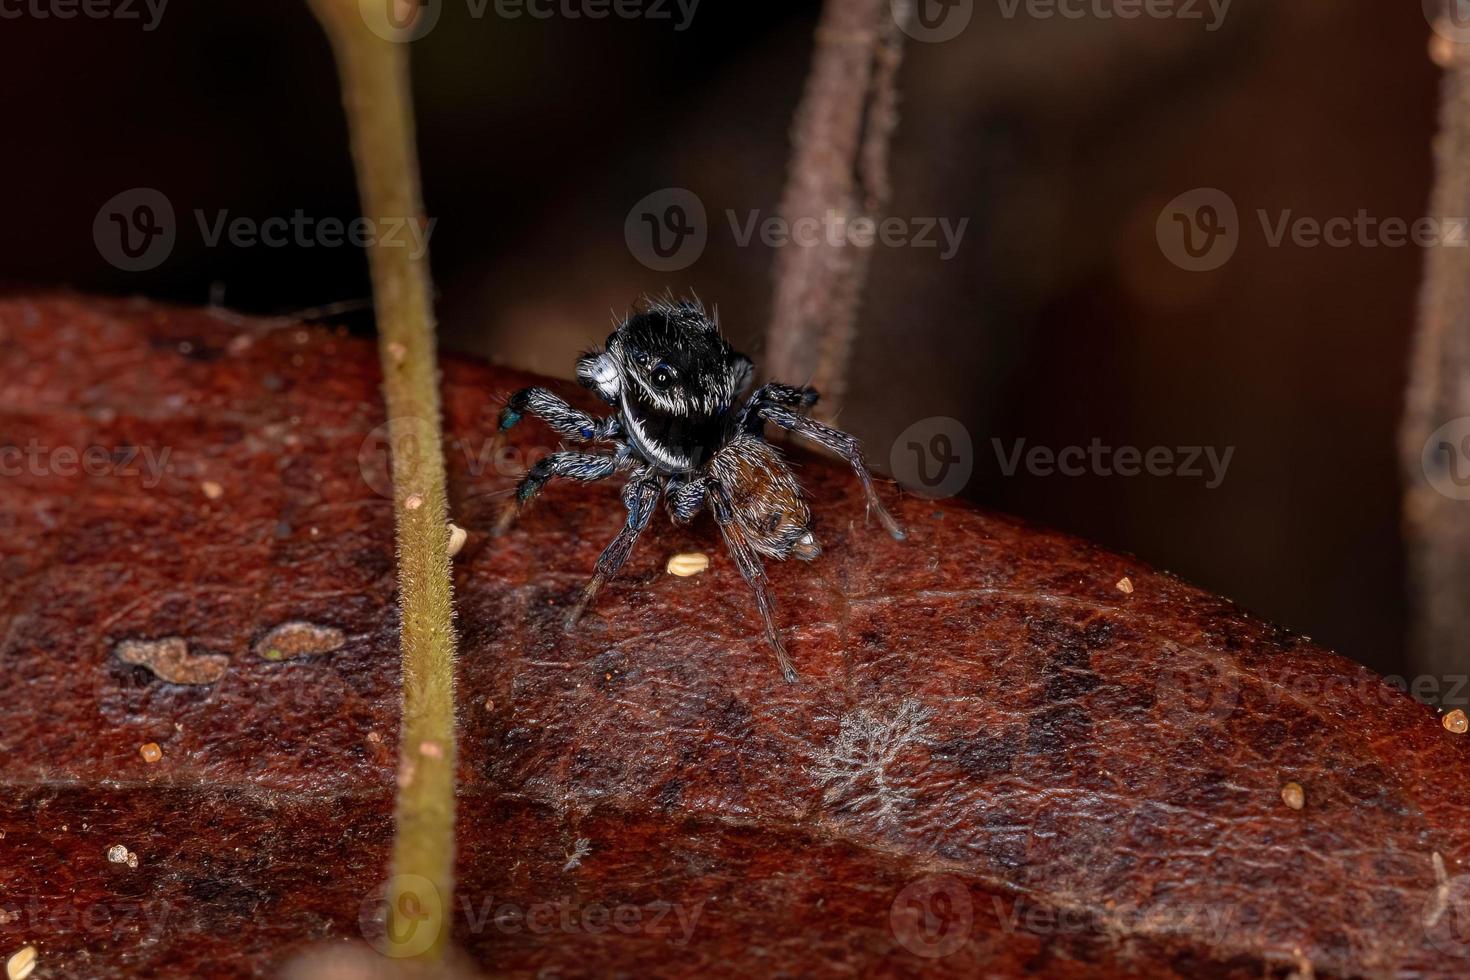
left=496, top=298, right=905, bottom=681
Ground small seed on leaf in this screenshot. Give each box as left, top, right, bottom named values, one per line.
left=7, top=946, right=37, bottom=980
left=139, top=743, right=162, bottom=764
left=1444, top=709, right=1468, bottom=734
left=1281, top=782, right=1305, bottom=810
left=667, top=552, right=710, bottom=577
left=107, top=844, right=128, bottom=864
left=448, top=523, right=467, bottom=557
left=1116, top=577, right=1134, bottom=595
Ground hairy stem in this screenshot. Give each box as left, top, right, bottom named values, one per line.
left=307, top=0, right=458, bottom=961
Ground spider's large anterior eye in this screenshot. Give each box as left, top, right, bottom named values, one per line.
left=651, top=363, right=677, bottom=389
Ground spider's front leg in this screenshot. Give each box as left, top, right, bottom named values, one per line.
left=494, top=447, right=628, bottom=535
left=498, top=387, right=620, bottom=443
left=564, top=470, right=664, bottom=631
left=751, top=398, right=906, bottom=542
left=709, top=482, right=799, bottom=684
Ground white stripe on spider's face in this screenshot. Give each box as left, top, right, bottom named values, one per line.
left=576, top=351, right=620, bottom=402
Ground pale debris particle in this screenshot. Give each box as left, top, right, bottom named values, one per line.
left=0, top=912, right=14, bottom=926
left=366, top=731, right=382, bottom=744
left=666, top=552, right=710, bottom=577
left=6, top=945, right=36, bottom=980
left=418, top=740, right=443, bottom=759
left=1281, top=782, right=1305, bottom=811
left=107, top=844, right=129, bottom=864
left=126, top=852, right=139, bottom=869
left=809, top=699, right=932, bottom=825
left=139, top=742, right=163, bottom=764
left=1115, top=576, right=1135, bottom=595
left=115, top=637, right=228, bottom=685
left=448, top=522, right=467, bottom=558
left=386, top=341, right=407, bottom=365
left=255, top=621, right=346, bottom=662
left=201, top=480, right=224, bottom=500
left=1443, top=709, right=1468, bottom=735
left=562, top=838, right=592, bottom=872
left=405, top=494, right=424, bottom=511
left=1426, top=852, right=1453, bottom=929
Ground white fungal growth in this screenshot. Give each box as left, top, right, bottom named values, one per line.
left=809, top=699, right=932, bottom=824
left=562, top=837, right=592, bottom=872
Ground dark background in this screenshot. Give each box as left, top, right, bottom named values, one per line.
left=0, top=1, right=1442, bottom=677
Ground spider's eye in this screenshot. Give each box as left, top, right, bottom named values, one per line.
left=651, top=363, right=677, bottom=389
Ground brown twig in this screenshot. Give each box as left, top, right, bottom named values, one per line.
left=764, top=0, right=907, bottom=414
left=1403, top=12, right=1470, bottom=686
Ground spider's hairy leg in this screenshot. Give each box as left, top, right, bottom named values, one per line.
left=709, top=483, right=799, bottom=683
left=493, top=449, right=625, bottom=536
left=564, top=472, right=664, bottom=630
left=497, top=387, right=618, bottom=442
left=756, top=404, right=906, bottom=542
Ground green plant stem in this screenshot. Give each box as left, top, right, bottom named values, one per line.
left=308, top=1, right=458, bottom=962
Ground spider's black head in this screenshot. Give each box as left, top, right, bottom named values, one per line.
left=576, top=298, right=752, bottom=473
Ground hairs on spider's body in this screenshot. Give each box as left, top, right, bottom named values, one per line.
left=495, top=296, right=905, bottom=682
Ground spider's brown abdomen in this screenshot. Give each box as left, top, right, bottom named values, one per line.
left=709, top=436, right=818, bottom=561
